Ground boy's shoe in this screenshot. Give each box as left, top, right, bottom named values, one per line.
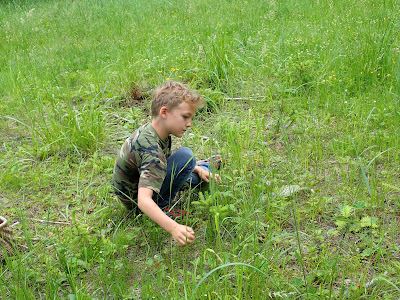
left=196, top=155, right=226, bottom=170
left=162, top=206, right=187, bottom=220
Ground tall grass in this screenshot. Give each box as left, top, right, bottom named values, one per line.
left=1, top=0, right=400, bottom=298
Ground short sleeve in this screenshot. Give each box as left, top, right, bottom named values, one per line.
left=138, top=147, right=167, bottom=193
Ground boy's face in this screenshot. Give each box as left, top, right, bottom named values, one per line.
left=164, top=101, right=196, bottom=137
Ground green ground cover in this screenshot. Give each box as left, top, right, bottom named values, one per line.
left=1, top=0, right=399, bottom=298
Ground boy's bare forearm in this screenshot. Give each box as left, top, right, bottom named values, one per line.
left=138, top=187, right=195, bottom=246
left=137, top=188, right=177, bottom=234
left=193, top=166, right=221, bottom=184
left=193, top=165, right=204, bottom=176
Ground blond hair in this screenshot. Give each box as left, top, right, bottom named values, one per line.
left=151, top=81, right=204, bottom=117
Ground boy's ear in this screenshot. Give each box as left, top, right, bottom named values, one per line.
left=159, top=106, right=168, bottom=118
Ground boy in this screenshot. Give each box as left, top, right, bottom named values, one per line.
left=112, top=81, right=221, bottom=246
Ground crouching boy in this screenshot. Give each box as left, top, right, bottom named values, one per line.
left=112, top=81, right=221, bottom=246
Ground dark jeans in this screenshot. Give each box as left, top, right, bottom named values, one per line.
left=152, top=147, right=204, bottom=208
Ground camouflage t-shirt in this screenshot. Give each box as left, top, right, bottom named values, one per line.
left=112, top=123, right=172, bottom=207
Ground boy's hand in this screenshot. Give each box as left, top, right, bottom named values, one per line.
left=195, top=166, right=222, bottom=184
left=138, top=188, right=195, bottom=247
left=172, top=224, right=195, bottom=246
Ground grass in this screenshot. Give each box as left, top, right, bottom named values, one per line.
left=1, top=0, right=400, bottom=298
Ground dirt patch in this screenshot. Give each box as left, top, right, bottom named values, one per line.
left=121, top=84, right=152, bottom=108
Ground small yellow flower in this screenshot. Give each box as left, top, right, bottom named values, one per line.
left=158, top=70, right=162, bottom=73
left=360, top=72, right=363, bottom=74
left=166, top=77, right=170, bottom=80
left=171, top=68, right=175, bottom=72
left=108, top=219, right=111, bottom=222
left=178, top=75, right=182, bottom=78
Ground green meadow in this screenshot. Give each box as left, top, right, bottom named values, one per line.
left=1, top=0, right=399, bottom=298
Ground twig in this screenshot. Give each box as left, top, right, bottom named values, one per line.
left=187, top=133, right=210, bottom=140
left=31, top=218, right=71, bottom=225
left=224, top=97, right=263, bottom=102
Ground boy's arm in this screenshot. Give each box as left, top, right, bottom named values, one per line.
left=137, top=187, right=195, bottom=246
left=193, top=166, right=222, bottom=183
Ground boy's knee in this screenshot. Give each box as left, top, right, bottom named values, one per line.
left=179, top=147, right=196, bottom=170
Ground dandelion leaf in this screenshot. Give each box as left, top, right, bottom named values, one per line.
left=339, top=205, right=353, bottom=218
left=360, top=216, right=378, bottom=228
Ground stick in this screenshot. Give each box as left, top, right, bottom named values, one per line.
left=224, top=97, right=263, bottom=102
left=187, top=133, right=210, bottom=140
left=31, top=218, right=71, bottom=225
